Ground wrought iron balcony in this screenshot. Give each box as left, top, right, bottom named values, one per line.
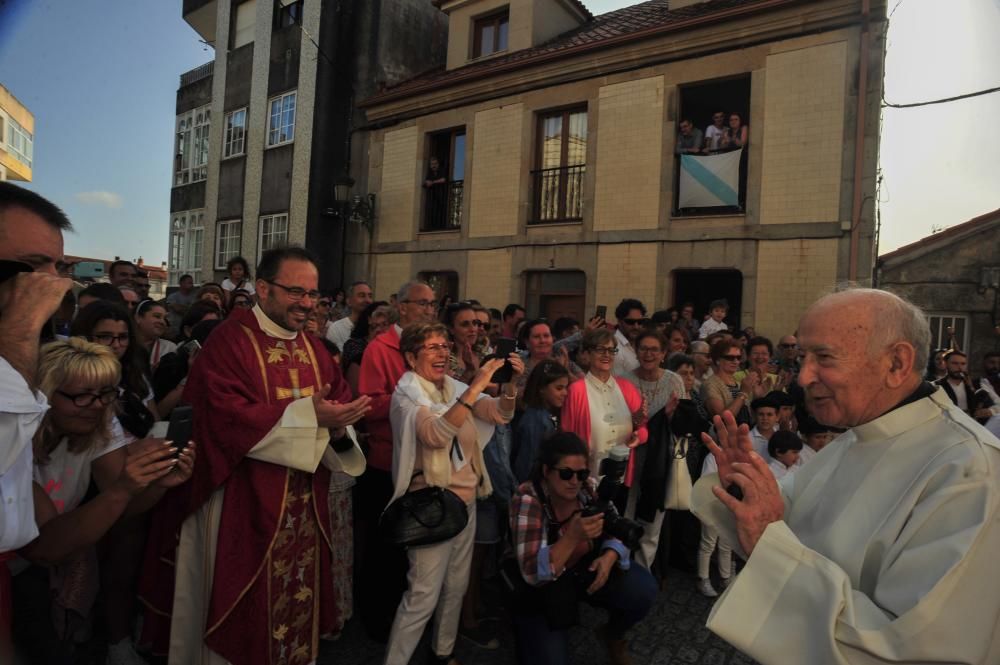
left=530, top=164, right=585, bottom=224
left=422, top=180, right=463, bottom=232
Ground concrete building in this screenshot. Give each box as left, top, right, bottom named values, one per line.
left=168, top=0, right=447, bottom=288
left=0, top=83, right=34, bottom=182
left=877, top=208, right=1000, bottom=366
left=359, top=0, right=887, bottom=340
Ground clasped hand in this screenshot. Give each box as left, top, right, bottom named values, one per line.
left=701, top=411, right=784, bottom=555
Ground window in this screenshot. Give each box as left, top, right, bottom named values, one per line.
left=259, top=213, right=289, bottom=257
left=675, top=75, right=752, bottom=215
left=6, top=116, right=33, bottom=168
left=215, top=220, right=243, bottom=269
left=928, top=313, right=969, bottom=352
left=532, top=108, right=587, bottom=224
left=275, top=0, right=303, bottom=28
left=223, top=108, right=247, bottom=158
left=267, top=91, right=296, bottom=147
left=472, top=8, right=509, bottom=58
left=169, top=210, right=205, bottom=284
left=418, top=271, right=459, bottom=305
left=232, top=0, right=257, bottom=49
left=422, top=128, right=466, bottom=232
left=174, top=105, right=210, bottom=186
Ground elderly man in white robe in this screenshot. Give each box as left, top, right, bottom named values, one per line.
left=692, top=288, right=1000, bottom=664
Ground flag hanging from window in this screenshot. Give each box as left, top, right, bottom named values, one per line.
left=678, top=148, right=742, bottom=208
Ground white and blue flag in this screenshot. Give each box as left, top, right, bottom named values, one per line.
left=678, top=148, right=742, bottom=208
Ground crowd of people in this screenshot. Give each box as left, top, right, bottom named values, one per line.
left=3, top=180, right=1000, bottom=665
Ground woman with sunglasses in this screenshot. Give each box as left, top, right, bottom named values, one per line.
left=384, top=322, right=523, bottom=665
left=133, top=299, right=176, bottom=369
left=513, top=360, right=570, bottom=483
left=508, top=432, right=656, bottom=665
left=701, top=339, right=756, bottom=426
left=11, top=339, right=194, bottom=664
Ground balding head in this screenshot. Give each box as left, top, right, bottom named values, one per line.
left=797, top=289, right=928, bottom=428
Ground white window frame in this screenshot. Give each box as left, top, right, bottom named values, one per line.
left=928, top=312, right=970, bottom=352
left=6, top=115, right=33, bottom=168
left=223, top=108, right=247, bottom=158
left=215, top=219, right=243, bottom=269
left=169, top=210, right=205, bottom=285
left=258, top=213, right=289, bottom=260
left=174, top=105, right=211, bottom=186
left=266, top=91, right=296, bottom=147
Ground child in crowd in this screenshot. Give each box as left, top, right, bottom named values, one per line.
left=798, top=416, right=845, bottom=464
left=698, top=299, right=730, bottom=340
left=767, top=430, right=804, bottom=480
left=697, top=452, right=733, bottom=597
left=749, top=395, right=779, bottom=459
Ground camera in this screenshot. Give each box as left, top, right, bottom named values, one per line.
left=581, top=446, right=643, bottom=551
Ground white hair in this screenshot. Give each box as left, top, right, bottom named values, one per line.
left=820, top=287, right=930, bottom=374
left=396, top=280, right=431, bottom=304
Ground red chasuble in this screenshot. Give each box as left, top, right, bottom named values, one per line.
left=140, top=307, right=352, bottom=663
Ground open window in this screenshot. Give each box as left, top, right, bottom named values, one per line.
left=674, top=75, right=751, bottom=216
left=422, top=128, right=466, bottom=232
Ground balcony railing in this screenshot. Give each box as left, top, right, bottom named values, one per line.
left=530, top=164, right=585, bottom=224
left=180, top=61, right=215, bottom=87
left=422, top=180, right=463, bottom=232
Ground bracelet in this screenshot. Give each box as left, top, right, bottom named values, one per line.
left=501, top=389, right=517, bottom=400
left=457, top=400, right=474, bottom=412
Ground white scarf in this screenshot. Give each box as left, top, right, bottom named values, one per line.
left=388, top=371, right=495, bottom=505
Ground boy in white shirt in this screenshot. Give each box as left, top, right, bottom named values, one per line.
left=798, top=415, right=845, bottom=465
left=767, top=430, right=804, bottom=481
left=698, top=299, right=730, bottom=340
left=749, top=396, right=779, bottom=459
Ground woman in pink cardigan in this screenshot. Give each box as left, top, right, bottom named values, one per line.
left=561, top=328, right=648, bottom=487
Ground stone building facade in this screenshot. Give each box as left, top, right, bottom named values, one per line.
left=168, top=0, right=447, bottom=289
left=358, top=0, right=887, bottom=340
left=877, top=209, right=1000, bottom=367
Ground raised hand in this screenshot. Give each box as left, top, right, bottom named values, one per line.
left=701, top=411, right=754, bottom=487
left=117, top=442, right=179, bottom=496
left=709, top=451, right=784, bottom=555
left=471, top=357, right=506, bottom=392
left=157, top=442, right=197, bottom=489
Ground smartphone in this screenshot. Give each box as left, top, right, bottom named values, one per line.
left=491, top=337, right=517, bottom=384
left=166, top=405, right=194, bottom=457
left=0, top=259, right=33, bottom=286
left=595, top=305, right=607, bottom=321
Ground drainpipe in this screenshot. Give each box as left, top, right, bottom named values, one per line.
left=849, top=0, right=871, bottom=282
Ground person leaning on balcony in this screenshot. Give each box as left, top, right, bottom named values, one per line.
left=675, top=119, right=703, bottom=155
left=720, top=112, right=748, bottom=151
left=703, top=110, right=727, bottom=153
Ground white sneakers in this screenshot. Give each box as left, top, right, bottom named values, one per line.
left=697, top=578, right=718, bottom=597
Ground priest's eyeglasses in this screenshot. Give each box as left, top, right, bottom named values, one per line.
left=57, top=387, right=118, bottom=408
left=266, top=280, right=321, bottom=301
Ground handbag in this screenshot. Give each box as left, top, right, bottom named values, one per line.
left=379, top=437, right=470, bottom=547
left=663, top=434, right=693, bottom=511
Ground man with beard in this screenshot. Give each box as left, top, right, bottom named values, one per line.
left=934, top=349, right=974, bottom=415
left=693, top=289, right=1000, bottom=664
left=142, top=247, right=372, bottom=665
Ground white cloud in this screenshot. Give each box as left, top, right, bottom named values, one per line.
left=75, top=190, right=124, bottom=209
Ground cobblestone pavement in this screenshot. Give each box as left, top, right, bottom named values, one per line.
left=319, top=567, right=756, bottom=665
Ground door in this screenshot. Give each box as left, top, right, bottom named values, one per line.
left=672, top=269, right=743, bottom=331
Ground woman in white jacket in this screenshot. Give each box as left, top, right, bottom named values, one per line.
left=384, top=322, right=523, bottom=665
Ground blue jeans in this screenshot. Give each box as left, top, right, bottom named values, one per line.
left=513, top=563, right=657, bottom=665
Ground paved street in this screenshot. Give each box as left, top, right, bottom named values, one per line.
left=319, top=567, right=756, bottom=665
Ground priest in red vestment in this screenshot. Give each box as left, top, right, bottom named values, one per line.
left=140, top=247, right=372, bottom=665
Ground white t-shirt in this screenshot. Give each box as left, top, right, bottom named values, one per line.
left=34, top=418, right=131, bottom=515
left=326, top=316, right=355, bottom=350
left=705, top=124, right=726, bottom=151
left=699, top=318, right=729, bottom=339
left=221, top=277, right=251, bottom=292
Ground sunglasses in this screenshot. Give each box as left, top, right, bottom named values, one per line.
left=553, top=467, right=589, bottom=482
left=622, top=318, right=647, bottom=326
left=720, top=354, right=742, bottom=362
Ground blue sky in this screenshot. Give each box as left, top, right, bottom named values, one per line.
left=1, top=0, right=998, bottom=263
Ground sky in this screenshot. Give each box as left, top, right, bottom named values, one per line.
left=0, top=0, right=998, bottom=264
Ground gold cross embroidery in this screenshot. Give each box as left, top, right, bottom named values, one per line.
left=276, top=368, right=315, bottom=400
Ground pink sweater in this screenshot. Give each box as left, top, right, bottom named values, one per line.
left=561, top=375, right=648, bottom=486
